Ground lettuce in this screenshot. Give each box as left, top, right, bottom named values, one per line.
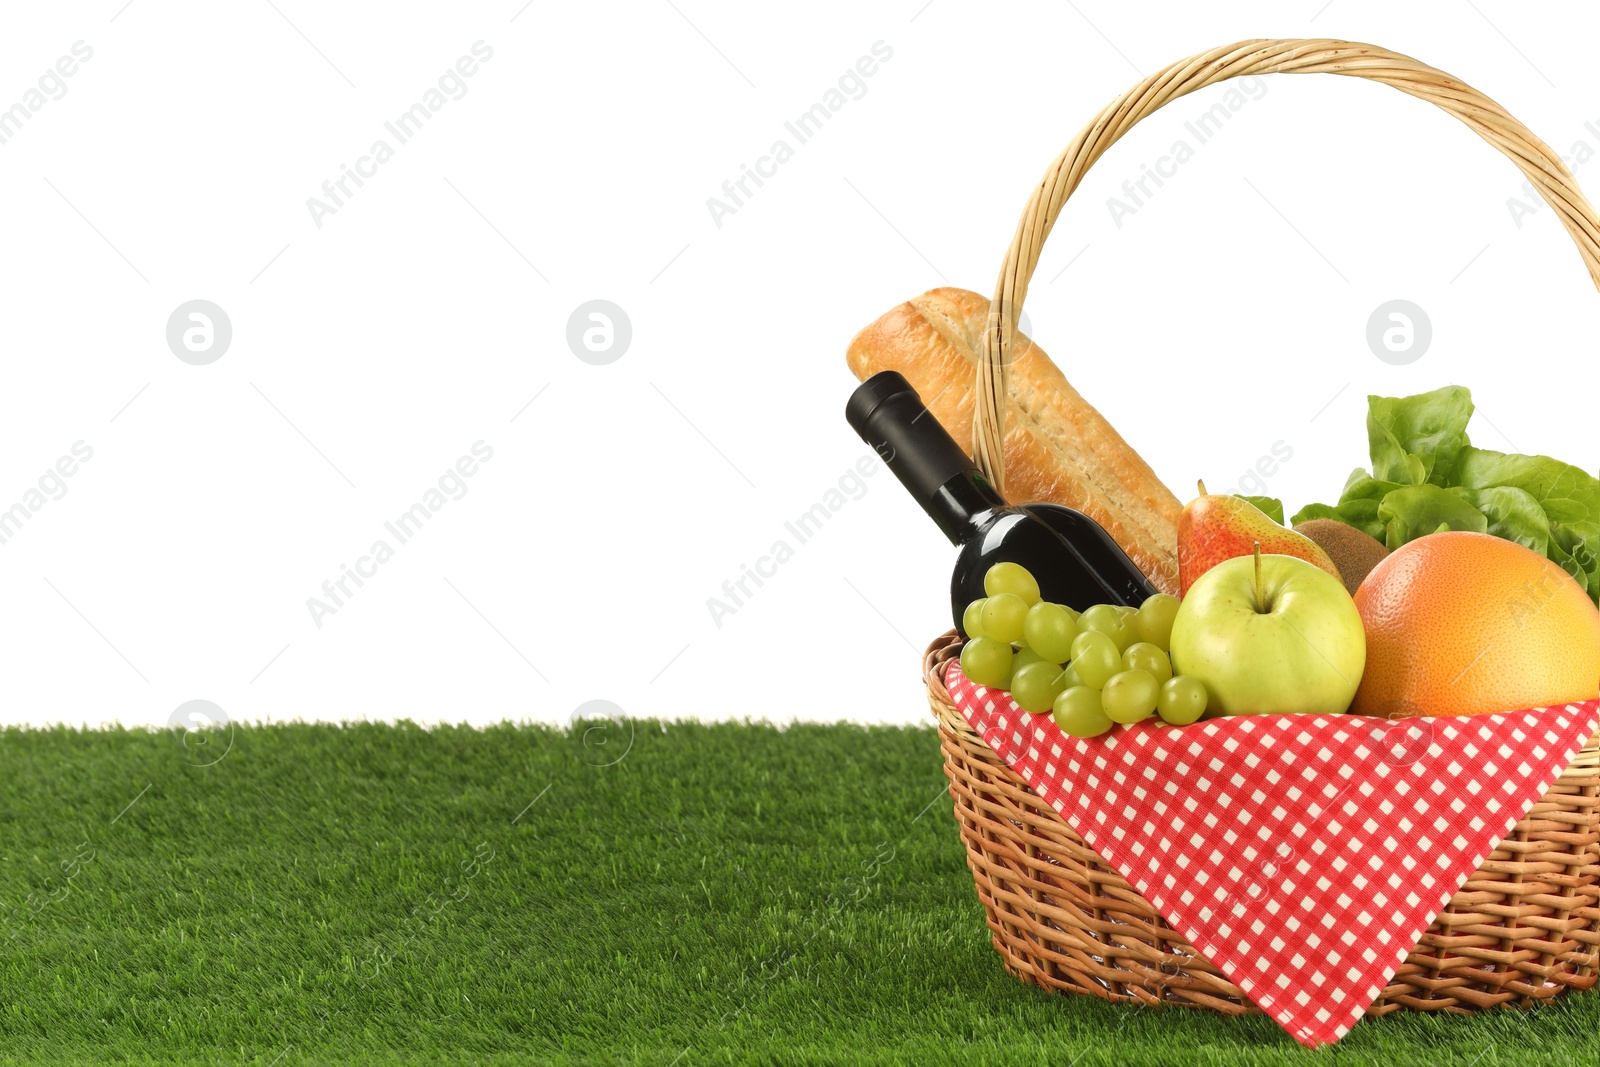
left=1375, top=484, right=1486, bottom=550
left=1235, top=495, right=1284, bottom=524
left=1454, top=446, right=1600, bottom=521
left=1289, top=387, right=1600, bottom=604
left=1447, top=485, right=1549, bottom=556
left=1288, top=469, right=1401, bottom=541
left=1550, top=519, right=1600, bottom=598
left=1367, top=386, right=1474, bottom=486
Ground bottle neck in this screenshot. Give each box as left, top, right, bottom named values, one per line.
left=925, top=469, right=1006, bottom=545
left=846, top=370, right=1010, bottom=546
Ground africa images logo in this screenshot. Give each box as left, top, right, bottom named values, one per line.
left=305, top=41, right=494, bottom=228
left=704, top=41, right=893, bottom=228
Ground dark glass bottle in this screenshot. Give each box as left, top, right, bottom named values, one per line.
left=846, top=371, right=1158, bottom=632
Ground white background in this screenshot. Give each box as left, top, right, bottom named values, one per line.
left=2, top=1, right=1598, bottom=729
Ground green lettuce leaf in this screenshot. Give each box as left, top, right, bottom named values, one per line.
left=1283, top=386, right=1600, bottom=604
left=1454, top=446, right=1600, bottom=521
left=1289, top=469, right=1402, bottom=541
left=1368, top=418, right=1426, bottom=486
left=1366, top=386, right=1475, bottom=486
left=1447, top=485, right=1549, bottom=556
left=1292, top=505, right=1356, bottom=531
left=1340, top=470, right=1408, bottom=504
left=1289, top=502, right=1384, bottom=541
left=1551, top=522, right=1600, bottom=597
left=1236, top=495, right=1284, bottom=524
left=1375, top=484, right=1488, bottom=550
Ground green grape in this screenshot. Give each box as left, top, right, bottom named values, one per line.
left=1022, top=602, right=1077, bottom=663
left=1122, top=642, right=1173, bottom=684
left=1059, top=663, right=1082, bottom=689
left=1114, top=604, right=1140, bottom=621
left=980, top=593, right=1028, bottom=644
left=1010, top=661, right=1068, bottom=714
left=1012, top=646, right=1050, bottom=672
left=1136, top=593, right=1180, bottom=649
left=1053, top=686, right=1114, bottom=738
left=962, top=598, right=987, bottom=639
left=1079, top=603, right=1132, bottom=651
left=1102, top=669, right=1160, bottom=724
left=1069, top=630, right=1119, bottom=688
left=1158, top=675, right=1209, bottom=726
left=984, top=562, right=1041, bottom=605
left=960, top=637, right=1014, bottom=689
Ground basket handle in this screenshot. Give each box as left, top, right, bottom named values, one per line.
left=972, top=38, right=1600, bottom=493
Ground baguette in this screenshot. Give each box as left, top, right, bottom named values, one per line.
left=846, top=287, right=1181, bottom=595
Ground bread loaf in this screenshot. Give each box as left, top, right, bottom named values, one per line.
left=846, top=287, right=1181, bottom=595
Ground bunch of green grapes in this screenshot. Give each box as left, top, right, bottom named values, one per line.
left=959, top=563, right=1209, bottom=739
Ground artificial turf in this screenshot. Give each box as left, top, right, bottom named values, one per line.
left=0, top=719, right=1593, bottom=1065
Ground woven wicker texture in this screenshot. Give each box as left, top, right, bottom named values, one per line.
left=933, top=37, right=1600, bottom=1015
left=926, top=633, right=1600, bottom=1014
left=967, top=38, right=1600, bottom=491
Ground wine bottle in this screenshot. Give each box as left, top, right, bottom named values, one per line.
left=846, top=371, right=1157, bottom=631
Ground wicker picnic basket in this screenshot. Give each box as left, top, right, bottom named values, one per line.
left=926, top=39, right=1600, bottom=1015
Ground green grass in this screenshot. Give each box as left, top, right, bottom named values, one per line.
left=0, top=719, right=1593, bottom=1065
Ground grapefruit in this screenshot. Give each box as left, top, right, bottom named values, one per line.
left=1351, top=531, right=1600, bottom=718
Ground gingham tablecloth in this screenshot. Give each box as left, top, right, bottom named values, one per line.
left=944, top=659, right=1599, bottom=1047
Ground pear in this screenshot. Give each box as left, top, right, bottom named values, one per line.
left=1177, top=481, right=1343, bottom=596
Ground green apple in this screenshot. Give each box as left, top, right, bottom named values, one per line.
left=1169, top=550, right=1365, bottom=716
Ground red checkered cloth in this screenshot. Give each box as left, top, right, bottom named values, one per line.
left=943, top=659, right=1599, bottom=1047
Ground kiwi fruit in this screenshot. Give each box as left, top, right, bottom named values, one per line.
left=1293, top=518, right=1389, bottom=595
